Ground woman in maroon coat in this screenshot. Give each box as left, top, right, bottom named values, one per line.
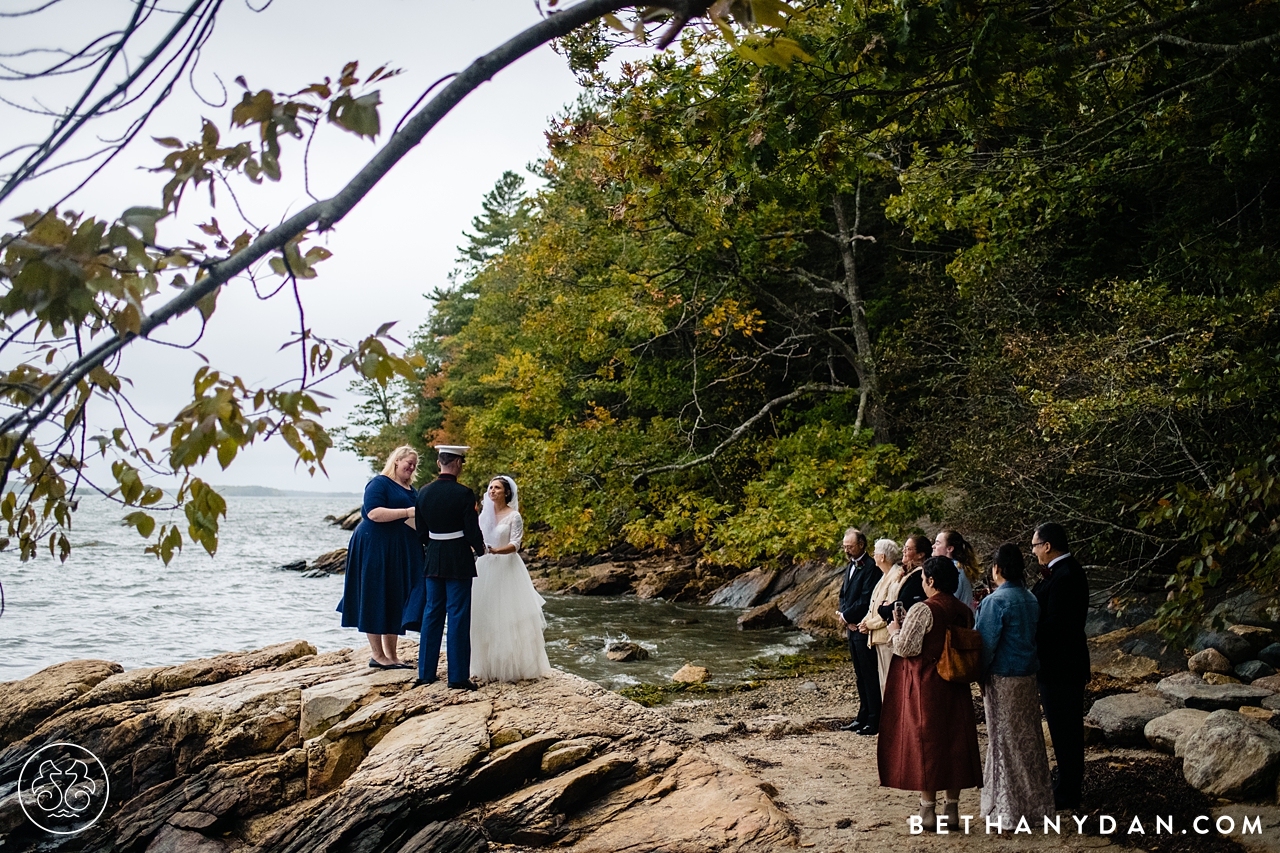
left=877, top=556, right=983, bottom=831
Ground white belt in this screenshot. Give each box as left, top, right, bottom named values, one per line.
left=428, top=531, right=465, bottom=540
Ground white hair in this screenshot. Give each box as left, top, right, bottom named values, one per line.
left=874, top=538, right=902, bottom=564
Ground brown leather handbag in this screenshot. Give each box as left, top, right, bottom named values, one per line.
left=937, top=623, right=984, bottom=683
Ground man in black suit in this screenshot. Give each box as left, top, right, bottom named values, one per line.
left=836, top=527, right=880, bottom=734
left=413, top=445, right=486, bottom=690
left=1030, top=521, right=1091, bottom=810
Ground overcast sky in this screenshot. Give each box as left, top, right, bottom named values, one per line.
left=2, top=0, right=626, bottom=494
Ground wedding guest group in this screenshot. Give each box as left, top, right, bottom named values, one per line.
left=832, top=522, right=1089, bottom=830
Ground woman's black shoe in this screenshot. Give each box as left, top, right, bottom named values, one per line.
left=369, top=659, right=394, bottom=669
left=448, top=680, right=479, bottom=691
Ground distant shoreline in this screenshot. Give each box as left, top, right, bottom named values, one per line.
left=210, top=485, right=362, bottom=498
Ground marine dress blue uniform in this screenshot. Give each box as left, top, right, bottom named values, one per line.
left=336, top=475, right=423, bottom=634
left=405, top=472, right=485, bottom=684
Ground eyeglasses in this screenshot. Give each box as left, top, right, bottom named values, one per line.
left=1030, top=540, right=1045, bottom=550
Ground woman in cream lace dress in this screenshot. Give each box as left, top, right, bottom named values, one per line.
left=470, top=475, right=553, bottom=682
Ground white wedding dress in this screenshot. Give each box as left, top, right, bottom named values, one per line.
left=470, top=509, right=553, bottom=682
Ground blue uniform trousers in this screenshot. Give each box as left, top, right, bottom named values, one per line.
left=418, top=577, right=472, bottom=683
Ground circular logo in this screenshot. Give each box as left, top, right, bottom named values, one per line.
left=17, top=742, right=110, bottom=835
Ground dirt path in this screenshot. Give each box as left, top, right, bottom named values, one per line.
left=649, top=668, right=1280, bottom=853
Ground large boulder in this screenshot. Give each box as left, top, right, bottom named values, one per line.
left=633, top=566, right=696, bottom=601
left=1144, top=708, right=1210, bottom=755
left=567, top=565, right=635, bottom=596
left=1193, top=630, right=1256, bottom=665
left=708, top=568, right=778, bottom=609
left=1085, top=693, right=1176, bottom=746
left=1188, top=648, right=1233, bottom=675
left=0, top=659, right=122, bottom=748
left=1181, top=709, right=1280, bottom=800
left=1156, top=672, right=1273, bottom=710
left=793, top=575, right=845, bottom=639
left=737, top=602, right=791, bottom=631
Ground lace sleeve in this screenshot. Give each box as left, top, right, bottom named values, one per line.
left=891, top=601, right=933, bottom=658
left=509, top=512, right=524, bottom=550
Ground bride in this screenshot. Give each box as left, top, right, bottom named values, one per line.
left=471, top=475, right=553, bottom=682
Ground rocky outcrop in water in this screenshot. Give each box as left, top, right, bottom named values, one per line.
left=0, top=643, right=793, bottom=853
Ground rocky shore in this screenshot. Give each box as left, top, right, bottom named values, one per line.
left=0, top=642, right=792, bottom=853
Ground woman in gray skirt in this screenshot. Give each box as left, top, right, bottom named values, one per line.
left=976, top=543, right=1055, bottom=829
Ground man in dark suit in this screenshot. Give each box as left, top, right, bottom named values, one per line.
left=414, top=445, right=486, bottom=690
left=1030, top=521, right=1091, bottom=810
left=837, top=527, right=880, bottom=734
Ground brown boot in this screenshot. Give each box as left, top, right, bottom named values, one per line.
left=918, top=800, right=937, bottom=832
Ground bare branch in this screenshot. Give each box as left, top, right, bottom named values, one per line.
left=632, top=382, right=848, bottom=484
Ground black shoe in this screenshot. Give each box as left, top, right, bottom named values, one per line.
left=840, top=721, right=865, bottom=732
left=414, top=677, right=438, bottom=686
left=369, top=659, right=394, bottom=669
left=391, top=663, right=414, bottom=670
left=857, top=725, right=878, bottom=736
left=448, top=680, right=479, bottom=691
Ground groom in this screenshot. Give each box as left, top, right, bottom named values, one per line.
left=414, top=445, right=486, bottom=689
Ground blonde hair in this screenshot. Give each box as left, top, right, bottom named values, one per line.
left=380, top=445, right=419, bottom=478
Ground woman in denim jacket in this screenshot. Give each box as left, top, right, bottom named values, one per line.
left=975, top=543, right=1055, bottom=830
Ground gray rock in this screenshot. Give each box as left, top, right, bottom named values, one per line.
left=1192, top=631, right=1254, bottom=664
left=1156, top=672, right=1273, bottom=710
left=1236, top=660, right=1277, bottom=683
left=1182, top=709, right=1280, bottom=800
left=1085, top=609, right=1121, bottom=638
left=1209, top=590, right=1280, bottom=631
left=1253, top=674, right=1280, bottom=694
left=278, top=560, right=307, bottom=571
left=1085, top=693, right=1176, bottom=745
left=1264, top=694, right=1280, bottom=711
left=1188, top=648, right=1233, bottom=675
left=1259, top=643, right=1280, bottom=669
left=604, top=641, right=649, bottom=662
left=708, top=567, right=779, bottom=608
left=1144, top=708, right=1210, bottom=755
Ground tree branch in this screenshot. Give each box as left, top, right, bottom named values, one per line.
left=0, top=0, right=647, bottom=492
left=632, top=382, right=848, bottom=484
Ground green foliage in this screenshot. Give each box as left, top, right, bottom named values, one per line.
left=1139, top=448, right=1280, bottom=642
left=705, top=422, right=939, bottom=566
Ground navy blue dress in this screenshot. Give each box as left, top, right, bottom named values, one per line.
left=336, top=475, right=423, bottom=634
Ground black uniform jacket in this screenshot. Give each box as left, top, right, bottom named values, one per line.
left=837, top=552, right=878, bottom=625
left=1031, top=553, right=1091, bottom=686
left=415, top=473, right=485, bottom=579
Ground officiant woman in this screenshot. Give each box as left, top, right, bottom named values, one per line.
left=337, top=445, right=422, bottom=670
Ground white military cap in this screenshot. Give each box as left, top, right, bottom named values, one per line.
left=434, top=444, right=471, bottom=456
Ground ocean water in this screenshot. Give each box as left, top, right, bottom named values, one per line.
left=0, top=496, right=808, bottom=688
